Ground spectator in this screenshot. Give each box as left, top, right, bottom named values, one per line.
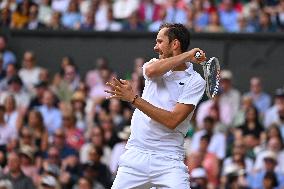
left=138, top=0, right=161, bottom=24
left=47, top=11, right=63, bottom=30
left=26, top=110, right=49, bottom=152
left=10, top=0, right=30, bottom=29
left=38, top=90, right=62, bottom=134
left=70, top=91, right=87, bottom=131
left=235, top=14, right=255, bottom=32
left=72, top=176, right=97, bottom=189
left=191, top=116, right=226, bottom=160
left=19, top=51, right=42, bottom=94
left=94, top=0, right=111, bottom=31
left=192, top=0, right=209, bottom=31
left=0, top=64, right=18, bottom=92
left=0, top=76, right=31, bottom=110
left=0, top=36, right=16, bottom=70
left=204, top=11, right=225, bottom=32
left=110, top=126, right=131, bottom=175
left=51, top=128, right=77, bottom=159
left=219, top=70, right=241, bottom=126
left=80, top=163, right=105, bottom=189
left=62, top=113, right=85, bottom=151
left=61, top=0, right=81, bottom=29
left=219, top=0, right=239, bottom=32
left=221, top=164, right=249, bottom=189
left=40, top=175, right=58, bottom=189
left=3, top=95, right=21, bottom=132
left=112, top=0, right=139, bottom=19
left=0, top=7, right=12, bottom=27
left=122, top=11, right=145, bottom=31
left=236, top=106, right=265, bottom=144
left=0, top=105, right=17, bottom=154
left=264, top=88, right=284, bottom=128
left=256, top=11, right=277, bottom=32
left=190, top=168, right=208, bottom=189
left=99, top=7, right=122, bottom=31
left=38, top=0, right=53, bottom=25
left=248, top=150, right=284, bottom=189
left=19, top=145, right=38, bottom=183
left=0, top=151, right=35, bottom=189
left=85, top=146, right=112, bottom=188
left=148, top=7, right=167, bottom=32
left=165, top=0, right=187, bottom=24
left=245, top=77, right=271, bottom=116
left=26, top=4, right=46, bottom=29
left=51, top=0, right=70, bottom=13
left=80, top=126, right=112, bottom=166
left=28, top=81, right=48, bottom=110
left=78, top=11, right=94, bottom=30
left=254, top=136, right=284, bottom=173
left=223, top=141, right=254, bottom=175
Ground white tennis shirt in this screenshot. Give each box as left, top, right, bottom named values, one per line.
left=126, top=60, right=206, bottom=156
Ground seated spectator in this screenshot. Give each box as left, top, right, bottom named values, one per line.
left=264, top=88, right=284, bottom=129
left=110, top=126, right=131, bottom=175
left=26, top=4, right=46, bottom=30
left=0, top=36, right=16, bottom=70
left=0, top=76, right=31, bottom=110
left=79, top=163, right=106, bottom=189
left=165, top=0, right=187, bottom=24
left=218, top=0, right=239, bottom=32
left=232, top=95, right=254, bottom=127
left=0, top=105, right=17, bottom=154
left=235, top=14, right=255, bottom=32
left=236, top=106, right=265, bottom=143
left=192, top=0, right=209, bottom=31
left=47, top=11, right=64, bottom=30
left=190, top=168, right=208, bottom=189
left=122, top=11, right=145, bottom=31
left=19, top=51, right=42, bottom=94
left=0, top=64, right=18, bottom=92
left=256, top=11, right=277, bottom=32
left=221, top=164, right=249, bottom=189
left=61, top=0, right=81, bottom=29
left=0, top=151, right=35, bottom=189
left=204, top=12, right=225, bottom=33
left=0, top=7, right=12, bottom=28
left=138, top=0, right=161, bottom=25
left=112, top=0, right=139, bottom=19
left=3, top=95, right=21, bottom=132
left=94, top=0, right=111, bottom=31
left=38, top=90, right=62, bottom=134
left=80, top=126, right=112, bottom=166
left=191, top=116, right=226, bottom=160
left=70, top=91, right=87, bottom=132
left=148, top=7, right=167, bottom=32
left=62, top=113, right=85, bottom=150
left=223, top=141, right=254, bottom=175
left=72, top=176, right=100, bottom=189
left=10, top=0, right=30, bottom=29
left=245, top=77, right=271, bottom=116
left=78, top=11, right=94, bottom=30
left=96, top=7, right=122, bottom=31
left=248, top=151, right=284, bottom=189
left=19, top=145, right=38, bottom=183
left=84, top=146, right=112, bottom=188
left=26, top=110, right=49, bottom=153
left=40, top=175, right=58, bottom=189
left=254, top=136, right=284, bottom=173
left=28, top=81, right=49, bottom=110
left=38, top=0, right=53, bottom=25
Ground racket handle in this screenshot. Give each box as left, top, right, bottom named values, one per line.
left=194, top=51, right=202, bottom=59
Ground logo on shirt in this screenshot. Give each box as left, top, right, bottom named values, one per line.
left=179, top=82, right=185, bottom=85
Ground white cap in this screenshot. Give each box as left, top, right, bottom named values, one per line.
left=220, top=70, right=233, bottom=80
left=191, top=168, right=207, bottom=178
left=41, top=175, right=57, bottom=187
left=263, top=150, right=277, bottom=161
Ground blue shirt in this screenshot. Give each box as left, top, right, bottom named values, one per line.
left=38, top=105, right=62, bottom=134
left=246, top=92, right=272, bottom=114
left=247, top=171, right=284, bottom=189
left=62, top=12, right=81, bottom=29
left=165, top=7, right=187, bottom=24
left=2, top=50, right=16, bottom=70
left=219, top=10, right=239, bottom=32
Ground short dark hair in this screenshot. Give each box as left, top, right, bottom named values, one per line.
left=159, top=23, right=190, bottom=53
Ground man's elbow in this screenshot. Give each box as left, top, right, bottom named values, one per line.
left=164, top=119, right=180, bottom=130
left=145, top=66, right=157, bottom=79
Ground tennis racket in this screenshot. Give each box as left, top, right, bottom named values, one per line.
left=195, top=52, right=221, bottom=99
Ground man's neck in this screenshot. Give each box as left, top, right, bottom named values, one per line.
left=10, top=171, right=22, bottom=179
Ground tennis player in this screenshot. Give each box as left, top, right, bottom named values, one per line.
left=105, top=23, right=206, bottom=189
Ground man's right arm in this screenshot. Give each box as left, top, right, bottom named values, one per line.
left=144, top=48, right=205, bottom=79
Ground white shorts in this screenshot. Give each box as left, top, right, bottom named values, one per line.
left=111, top=148, right=190, bottom=189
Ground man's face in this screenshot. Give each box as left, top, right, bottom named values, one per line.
left=154, top=28, right=173, bottom=59
left=0, top=37, right=6, bottom=51
left=8, top=152, right=21, bottom=173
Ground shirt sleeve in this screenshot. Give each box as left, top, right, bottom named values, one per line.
left=178, top=74, right=206, bottom=106
left=142, top=58, right=158, bottom=81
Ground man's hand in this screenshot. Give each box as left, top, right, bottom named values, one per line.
left=187, top=48, right=207, bottom=64
left=105, top=77, right=136, bottom=102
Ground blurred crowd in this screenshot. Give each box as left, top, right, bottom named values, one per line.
left=0, top=34, right=284, bottom=189
left=1, top=0, right=284, bottom=32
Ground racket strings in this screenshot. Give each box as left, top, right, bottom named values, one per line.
left=206, top=59, right=220, bottom=98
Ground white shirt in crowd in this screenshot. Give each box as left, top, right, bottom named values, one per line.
left=126, top=60, right=206, bottom=157
left=0, top=123, right=17, bottom=146
left=191, top=130, right=226, bottom=159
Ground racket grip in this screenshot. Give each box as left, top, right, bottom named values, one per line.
left=194, top=51, right=202, bottom=59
